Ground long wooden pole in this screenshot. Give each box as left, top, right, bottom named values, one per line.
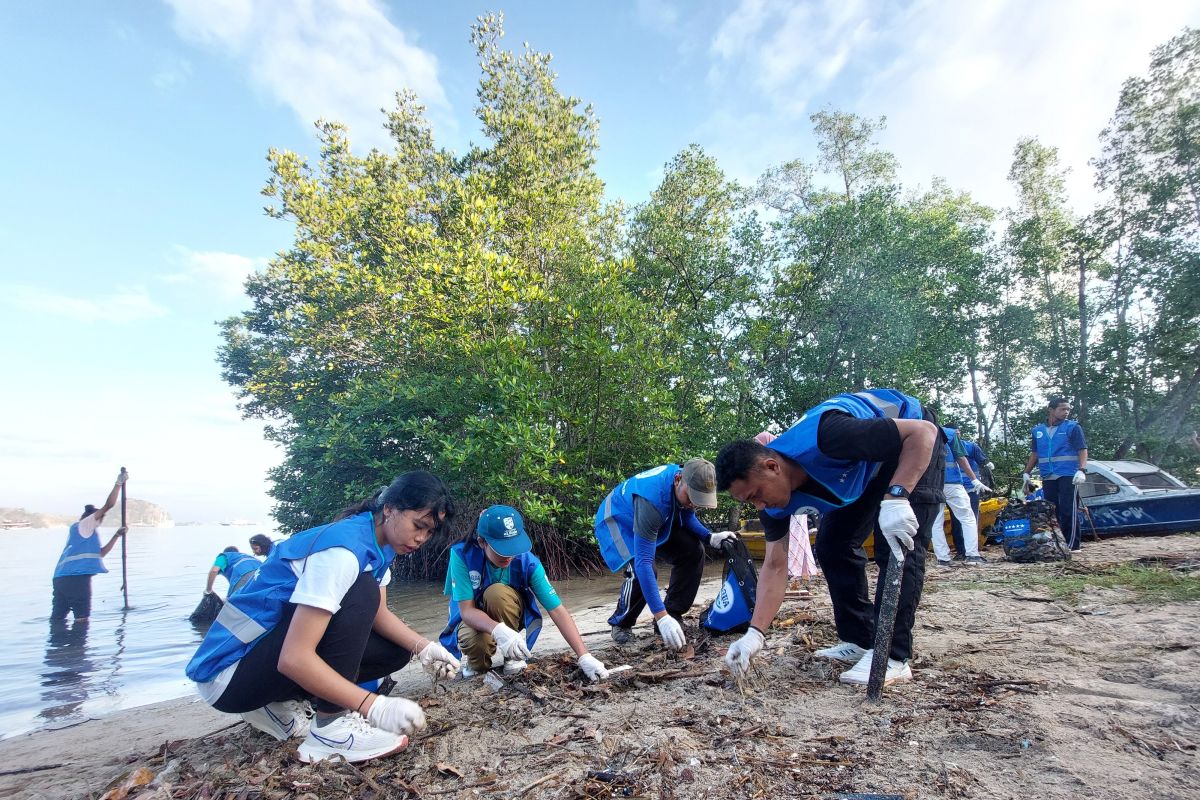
left=120, top=466, right=129, bottom=609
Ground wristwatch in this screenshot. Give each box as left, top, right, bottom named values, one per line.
left=886, top=484, right=910, bottom=500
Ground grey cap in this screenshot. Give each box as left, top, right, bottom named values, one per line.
left=681, top=458, right=718, bottom=509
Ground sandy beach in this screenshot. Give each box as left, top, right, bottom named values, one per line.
left=3, top=534, right=1197, bottom=800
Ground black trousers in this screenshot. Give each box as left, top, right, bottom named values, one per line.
left=608, top=523, right=705, bottom=628
left=1044, top=477, right=1080, bottom=550
left=213, top=572, right=412, bottom=715
left=51, top=575, right=93, bottom=621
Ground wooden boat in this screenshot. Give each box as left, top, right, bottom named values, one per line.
left=738, top=496, right=1009, bottom=560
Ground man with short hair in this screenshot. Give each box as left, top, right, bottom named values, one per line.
left=1023, top=397, right=1088, bottom=550
left=205, top=546, right=261, bottom=597
left=715, top=389, right=943, bottom=687
left=594, top=459, right=737, bottom=651
left=932, top=426, right=988, bottom=567
left=51, top=469, right=129, bottom=622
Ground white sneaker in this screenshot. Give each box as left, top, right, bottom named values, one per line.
left=240, top=700, right=311, bottom=741
left=502, top=659, right=527, bottom=676
left=837, top=650, right=913, bottom=686
left=297, top=713, right=410, bottom=763
left=813, top=641, right=869, bottom=662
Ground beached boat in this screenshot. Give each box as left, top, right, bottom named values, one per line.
left=1078, top=460, right=1200, bottom=537
left=738, top=496, right=1009, bottom=560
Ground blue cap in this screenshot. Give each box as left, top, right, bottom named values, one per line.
left=476, top=505, right=532, bottom=557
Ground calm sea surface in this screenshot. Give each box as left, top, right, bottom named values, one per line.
left=0, top=524, right=635, bottom=739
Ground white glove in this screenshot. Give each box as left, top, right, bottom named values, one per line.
left=970, top=478, right=989, bottom=494
left=655, top=614, right=687, bottom=651
left=491, top=622, right=531, bottom=660
left=985, top=462, right=995, bottom=471
left=708, top=530, right=738, bottom=548
left=877, top=499, right=917, bottom=561
left=417, top=641, right=461, bottom=680
left=577, top=653, right=609, bottom=681
left=117, top=469, right=129, bottom=485
left=1022, top=472, right=1032, bottom=485
left=724, top=627, right=764, bottom=679
left=366, top=695, right=426, bottom=734
left=1073, top=469, right=1087, bottom=485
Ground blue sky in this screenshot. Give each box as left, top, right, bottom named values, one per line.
left=1, top=0, right=1196, bottom=524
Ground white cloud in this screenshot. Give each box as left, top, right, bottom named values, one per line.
left=166, top=247, right=267, bottom=297
left=700, top=0, right=1200, bottom=212
left=0, top=284, right=168, bottom=323
left=164, top=0, right=449, bottom=150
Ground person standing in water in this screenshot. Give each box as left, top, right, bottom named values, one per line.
left=51, top=469, right=129, bottom=623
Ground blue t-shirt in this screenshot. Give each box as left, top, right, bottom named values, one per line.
left=443, top=549, right=562, bottom=612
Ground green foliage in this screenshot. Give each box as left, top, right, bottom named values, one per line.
left=219, top=20, right=1200, bottom=578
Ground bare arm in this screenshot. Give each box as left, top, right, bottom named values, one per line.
left=93, top=470, right=127, bottom=523
left=457, top=598, right=505, bottom=634
left=1077, top=449, right=1088, bottom=470
left=205, top=566, right=220, bottom=594
left=546, top=605, right=589, bottom=657
left=277, top=605, right=378, bottom=713
left=1023, top=453, right=1039, bottom=474
left=100, top=527, right=126, bottom=557
left=957, top=456, right=978, bottom=482
left=890, top=419, right=938, bottom=492
left=749, top=538, right=788, bottom=632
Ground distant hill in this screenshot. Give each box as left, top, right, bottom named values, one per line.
left=0, top=498, right=173, bottom=529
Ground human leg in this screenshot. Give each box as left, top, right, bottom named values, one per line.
left=944, top=484, right=979, bottom=558
left=607, top=564, right=649, bottom=629
left=50, top=577, right=71, bottom=622
left=458, top=583, right=524, bottom=670
left=930, top=504, right=954, bottom=563
left=813, top=501, right=879, bottom=650
left=657, top=524, right=705, bottom=618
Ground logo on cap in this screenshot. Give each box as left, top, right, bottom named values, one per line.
left=502, top=516, right=517, bottom=537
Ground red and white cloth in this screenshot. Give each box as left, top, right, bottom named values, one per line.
left=754, top=431, right=820, bottom=579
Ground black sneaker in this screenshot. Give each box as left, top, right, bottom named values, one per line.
left=610, top=625, right=633, bottom=644
left=937, top=559, right=954, bottom=568
left=964, top=555, right=987, bottom=565
left=952, top=554, right=966, bottom=561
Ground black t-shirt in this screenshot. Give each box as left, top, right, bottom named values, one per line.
left=760, top=410, right=943, bottom=541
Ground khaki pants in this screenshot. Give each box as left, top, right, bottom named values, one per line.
left=457, top=583, right=525, bottom=671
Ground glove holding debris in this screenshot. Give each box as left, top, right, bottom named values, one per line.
left=491, top=622, right=531, bottom=661
left=655, top=613, right=687, bottom=651
left=970, top=478, right=989, bottom=495
left=577, top=653, right=609, bottom=681
left=708, top=530, right=738, bottom=548
left=1072, top=469, right=1087, bottom=486
left=1022, top=472, right=1033, bottom=485
left=725, top=626, right=764, bottom=679
left=877, top=499, right=917, bottom=561
left=366, top=695, right=426, bottom=734
left=417, top=641, right=460, bottom=681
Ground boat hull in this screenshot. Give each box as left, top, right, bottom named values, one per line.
left=1082, top=491, right=1200, bottom=537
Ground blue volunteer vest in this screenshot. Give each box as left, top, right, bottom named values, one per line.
left=53, top=520, right=107, bottom=578
left=943, top=427, right=964, bottom=485
left=593, top=464, right=705, bottom=573
left=438, top=541, right=543, bottom=657
left=186, top=512, right=394, bottom=683
left=1033, top=420, right=1082, bottom=479
left=219, top=552, right=260, bottom=591
left=764, top=388, right=925, bottom=519
left=962, top=441, right=985, bottom=489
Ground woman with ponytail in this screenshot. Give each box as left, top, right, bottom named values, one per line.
left=186, top=471, right=459, bottom=764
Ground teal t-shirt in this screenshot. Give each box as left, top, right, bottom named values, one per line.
left=443, top=549, right=561, bottom=612
left=212, top=553, right=230, bottom=570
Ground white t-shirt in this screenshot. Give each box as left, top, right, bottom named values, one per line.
left=77, top=513, right=101, bottom=538
left=195, top=546, right=391, bottom=703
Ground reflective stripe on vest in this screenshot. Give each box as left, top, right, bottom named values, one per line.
left=600, top=491, right=629, bottom=565
left=214, top=600, right=268, bottom=644
left=57, top=552, right=103, bottom=566
left=854, top=391, right=901, bottom=418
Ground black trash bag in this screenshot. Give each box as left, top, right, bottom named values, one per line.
left=189, top=592, right=224, bottom=624
left=700, top=538, right=759, bottom=633
left=997, top=499, right=1070, bottom=563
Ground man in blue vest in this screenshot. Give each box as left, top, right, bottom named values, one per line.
left=932, top=426, right=988, bottom=567
left=1023, top=396, right=1089, bottom=550
left=204, top=546, right=261, bottom=597
left=715, top=389, right=943, bottom=687
left=441, top=505, right=609, bottom=680
left=51, top=469, right=129, bottom=623
left=594, top=459, right=736, bottom=651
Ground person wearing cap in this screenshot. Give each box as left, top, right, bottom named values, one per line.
left=51, top=469, right=129, bottom=623
left=715, top=388, right=943, bottom=687
left=1022, top=396, right=1089, bottom=551
left=439, top=505, right=610, bottom=681
left=594, top=459, right=737, bottom=651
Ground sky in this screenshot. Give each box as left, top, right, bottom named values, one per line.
left=1, top=0, right=1196, bottom=525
